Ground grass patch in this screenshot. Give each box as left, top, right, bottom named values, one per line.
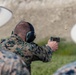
left=31, top=38, right=76, bottom=75
left=31, top=55, right=76, bottom=75
left=54, top=41, right=76, bottom=55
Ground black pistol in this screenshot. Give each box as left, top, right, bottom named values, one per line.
left=50, top=37, right=60, bottom=42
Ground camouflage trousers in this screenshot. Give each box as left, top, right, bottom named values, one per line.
left=0, top=48, right=30, bottom=75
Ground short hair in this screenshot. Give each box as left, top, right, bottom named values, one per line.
left=14, top=21, right=31, bottom=37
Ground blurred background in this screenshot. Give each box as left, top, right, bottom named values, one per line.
left=0, top=0, right=76, bottom=75
left=0, top=0, right=76, bottom=42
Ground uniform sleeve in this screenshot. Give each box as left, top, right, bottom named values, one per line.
left=27, top=42, right=53, bottom=62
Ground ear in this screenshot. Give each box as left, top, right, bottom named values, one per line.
left=18, top=33, right=25, bottom=41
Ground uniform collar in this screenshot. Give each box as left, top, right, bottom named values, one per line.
left=11, top=33, right=24, bottom=43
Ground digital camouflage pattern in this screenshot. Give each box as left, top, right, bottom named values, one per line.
left=0, top=48, right=29, bottom=75
left=53, top=61, right=76, bottom=75
left=0, top=34, right=53, bottom=74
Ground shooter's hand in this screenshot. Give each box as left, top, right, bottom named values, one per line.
left=46, top=40, right=58, bottom=51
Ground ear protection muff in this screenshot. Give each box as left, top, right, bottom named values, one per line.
left=26, top=31, right=36, bottom=42
left=26, top=22, right=36, bottom=42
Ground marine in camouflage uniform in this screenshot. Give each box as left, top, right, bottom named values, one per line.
left=0, top=21, right=58, bottom=75
left=0, top=33, right=53, bottom=74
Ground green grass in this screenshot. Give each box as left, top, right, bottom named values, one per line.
left=54, top=42, right=76, bottom=55
left=31, top=55, right=76, bottom=75
left=31, top=39, right=76, bottom=75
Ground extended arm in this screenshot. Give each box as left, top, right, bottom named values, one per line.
left=30, top=43, right=53, bottom=62
left=25, top=40, right=58, bottom=62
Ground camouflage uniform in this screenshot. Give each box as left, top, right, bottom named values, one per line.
left=53, top=61, right=76, bottom=75
left=0, top=34, right=53, bottom=74
left=0, top=48, right=29, bottom=75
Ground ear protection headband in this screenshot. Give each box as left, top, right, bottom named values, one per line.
left=26, top=22, right=36, bottom=42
